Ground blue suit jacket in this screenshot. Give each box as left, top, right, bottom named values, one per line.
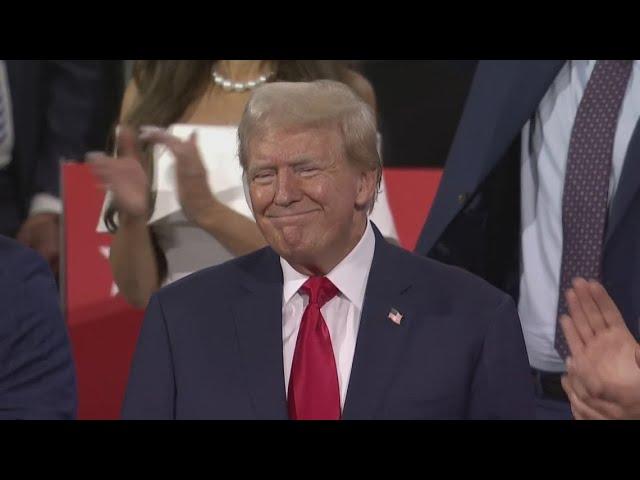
left=0, top=235, right=76, bottom=419
left=122, top=225, right=534, bottom=419
left=416, top=60, right=640, bottom=340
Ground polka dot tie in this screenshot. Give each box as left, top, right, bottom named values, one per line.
left=555, top=60, right=633, bottom=359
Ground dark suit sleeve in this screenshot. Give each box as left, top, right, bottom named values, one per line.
left=33, top=60, right=116, bottom=199
left=121, top=294, right=176, bottom=419
left=0, top=248, right=76, bottom=419
left=468, top=295, right=536, bottom=419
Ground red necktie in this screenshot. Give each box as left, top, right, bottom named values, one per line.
left=287, top=276, right=341, bottom=420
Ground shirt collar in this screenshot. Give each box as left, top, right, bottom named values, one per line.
left=280, top=221, right=376, bottom=310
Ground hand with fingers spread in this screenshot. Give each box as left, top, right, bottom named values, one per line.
left=88, top=126, right=151, bottom=222
left=138, top=129, right=218, bottom=227
left=560, top=278, right=640, bottom=419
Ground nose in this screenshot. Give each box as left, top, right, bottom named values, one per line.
left=274, top=168, right=302, bottom=207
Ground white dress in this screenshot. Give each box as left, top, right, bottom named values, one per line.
left=98, top=124, right=398, bottom=286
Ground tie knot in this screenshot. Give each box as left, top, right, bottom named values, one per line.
left=301, top=276, right=339, bottom=308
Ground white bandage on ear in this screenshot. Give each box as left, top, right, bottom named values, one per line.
left=242, top=172, right=254, bottom=215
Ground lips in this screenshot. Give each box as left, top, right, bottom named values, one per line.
left=266, top=210, right=320, bottom=221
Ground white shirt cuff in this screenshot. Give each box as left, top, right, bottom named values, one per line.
left=30, top=193, right=63, bottom=216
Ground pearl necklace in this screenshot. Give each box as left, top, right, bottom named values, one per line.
left=211, top=67, right=274, bottom=92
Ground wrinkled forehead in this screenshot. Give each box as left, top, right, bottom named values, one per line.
left=246, top=123, right=345, bottom=168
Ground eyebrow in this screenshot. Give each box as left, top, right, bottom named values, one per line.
left=249, top=156, right=319, bottom=173
left=289, top=157, right=318, bottom=168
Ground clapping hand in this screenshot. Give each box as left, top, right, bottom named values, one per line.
left=560, top=278, right=640, bottom=419
left=138, top=128, right=218, bottom=227
left=88, top=126, right=150, bottom=222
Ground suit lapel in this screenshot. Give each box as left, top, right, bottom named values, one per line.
left=342, top=227, right=414, bottom=419
left=231, top=249, right=288, bottom=420
left=418, top=60, right=565, bottom=255
left=606, top=117, right=640, bottom=246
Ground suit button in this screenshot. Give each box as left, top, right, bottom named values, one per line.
left=458, top=193, right=468, bottom=205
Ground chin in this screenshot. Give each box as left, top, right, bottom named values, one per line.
left=275, top=241, right=308, bottom=259
left=271, top=226, right=310, bottom=250
left=275, top=241, right=319, bottom=266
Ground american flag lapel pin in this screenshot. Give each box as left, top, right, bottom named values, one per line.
left=388, top=308, right=403, bottom=326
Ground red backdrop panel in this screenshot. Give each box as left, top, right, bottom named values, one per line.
left=62, top=164, right=442, bottom=419
left=384, top=168, right=443, bottom=251
left=62, top=164, right=144, bottom=420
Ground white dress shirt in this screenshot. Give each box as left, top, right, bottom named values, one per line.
left=281, top=220, right=376, bottom=411
left=519, top=60, right=640, bottom=372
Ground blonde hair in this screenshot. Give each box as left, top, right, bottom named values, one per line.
left=238, top=80, right=382, bottom=206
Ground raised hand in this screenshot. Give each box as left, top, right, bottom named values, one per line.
left=560, top=278, right=640, bottom=419
left=138, top=129, right=218, bottom=227
left=88, top=126, right=150, bottom=221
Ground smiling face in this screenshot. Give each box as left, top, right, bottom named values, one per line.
left=246, top=124, right=376, bottom=275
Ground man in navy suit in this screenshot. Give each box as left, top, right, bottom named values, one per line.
left=0, top=60, right=122, bottom=274
left=416, top=60, right=640, bottom=419
left=121, top=80, right=534, bottom=420
left=0, top=235, right=76, bottom=419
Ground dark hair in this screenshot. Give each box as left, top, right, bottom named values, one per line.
left=104, top=60, right=351, bottom=283
left=123, top=60, right=350, bottom=130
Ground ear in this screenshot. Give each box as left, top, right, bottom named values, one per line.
left=354, top=168, right=378, bottom=211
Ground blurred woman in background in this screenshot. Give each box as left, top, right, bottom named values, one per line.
left=91, top=60, right=398, bottom=308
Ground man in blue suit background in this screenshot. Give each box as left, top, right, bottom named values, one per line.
left=122, top=79, right=534, bottom=420
left=416, top=60, right=640, bottom=419
left=0, top=235, right=76, bottom=419
left=0, top=60, right=122, bottom=275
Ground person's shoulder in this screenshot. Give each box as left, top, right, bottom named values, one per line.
left=0, top=236, right=59, bottom=331
left=386, top=241, right=511, bottom=313
left=0, top=235, right=51, bottom=282
left=155, top=246, right=276, bottom=304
